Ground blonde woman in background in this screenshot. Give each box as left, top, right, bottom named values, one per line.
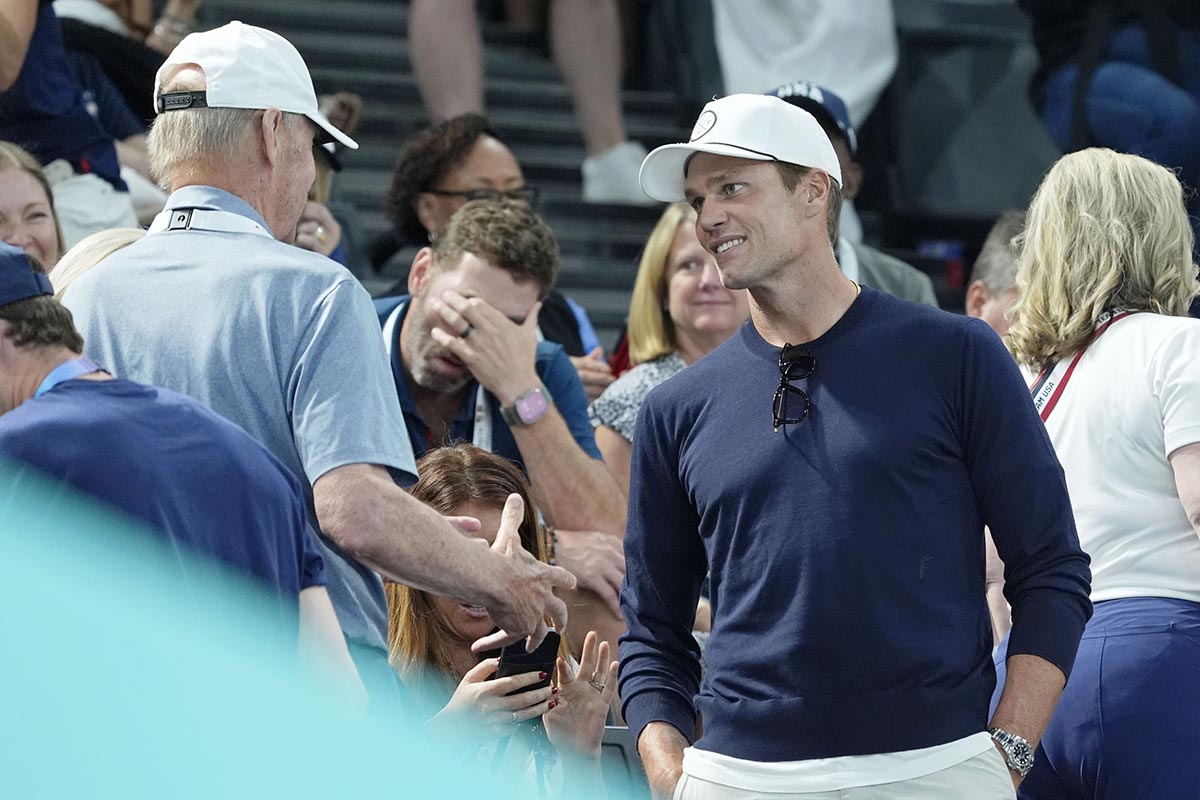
left=51, top=227, right=145, bottom=300
left=589, top=202, right=749, bottom=495
left=0, top=142, right=66, bottom=270
left=994, top=148, right=1200, bottom=799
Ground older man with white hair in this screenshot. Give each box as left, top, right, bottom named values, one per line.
left=63, top=21, right=574, bottom=702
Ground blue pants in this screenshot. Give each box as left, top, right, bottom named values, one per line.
left=992, top=597, right=1200, bottom=799
left=1040, top=26, right=1200, bottom=191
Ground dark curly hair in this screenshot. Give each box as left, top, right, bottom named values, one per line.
left=386, top=114, right=502, bottom=245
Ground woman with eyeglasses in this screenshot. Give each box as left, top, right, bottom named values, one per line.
left=589, top=202, right=749, bottom=497
left=387, top=444, right=618, bottom=798
left=380, top=114, right=612, bottom=400
left=998, top=148, right=1200, bottom=798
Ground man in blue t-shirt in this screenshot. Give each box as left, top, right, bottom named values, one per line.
left=0, top=242, right=364, bottom=703
left=622, top=95, right=1092, bottom=799
left=373, top=199, right=628, bottom=647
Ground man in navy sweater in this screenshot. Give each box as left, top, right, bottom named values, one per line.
left=620, top=94, right=1092, bottom=799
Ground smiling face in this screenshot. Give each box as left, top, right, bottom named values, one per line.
left=402, top=250, right=542, bottom=394
left=664, top=221, right=749, bottom=349
left=683, top=153, right=817, bottom=292
left=0, top=168, right=61, bottom=269
left=429, top=500, right=504, bottom=644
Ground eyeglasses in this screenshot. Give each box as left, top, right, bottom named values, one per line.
left=425, top=186, right=540, bottom=205
left=773, top=344, right=815, bottom=431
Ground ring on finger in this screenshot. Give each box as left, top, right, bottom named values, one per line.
left=315, top=224, right=328, bottom=243
left=510, top=710, right=517, bottom=724
left=461, top=323, right=474, bottom=339
left=588, top=679, right=606, bottom=693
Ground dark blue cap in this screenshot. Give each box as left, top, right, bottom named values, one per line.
left=0, top=242, right=54, bottom=307
left=769, top=81, right=857, bottom=156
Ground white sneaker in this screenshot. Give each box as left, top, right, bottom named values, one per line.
left=582, top=141, right=658, bottom=205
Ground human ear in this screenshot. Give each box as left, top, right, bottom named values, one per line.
left=965, top=280, right=991, bottom=320
left=408, top=247, right=435, bottom=296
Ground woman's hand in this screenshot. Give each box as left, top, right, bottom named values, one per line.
left=544, top=631, right=619, bottom=757
left=294, top=201, right=343, bottom=258
left=428, top=657, right=558, bottom=741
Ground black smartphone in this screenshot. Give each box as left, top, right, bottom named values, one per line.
left=491, top=631, right=561, bottom=696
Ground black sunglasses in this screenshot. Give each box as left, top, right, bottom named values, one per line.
left=773, top=344, right=816, bottom=431
left=425, top=186, right=539, bottom=205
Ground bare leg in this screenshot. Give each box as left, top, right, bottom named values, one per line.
left=549, top=0, right=626, bottom=156
left=408, top=0, right=485, bottom=120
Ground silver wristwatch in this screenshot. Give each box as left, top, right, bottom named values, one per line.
left=989, top=727, right=1035, bottom=777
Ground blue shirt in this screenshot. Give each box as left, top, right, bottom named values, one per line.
left=0, top=378, right=324, bottom=633
left=0, top=1, right=125, bottom=189
left=373, top=295, right=602, bottom=468
left=63, top=186, right=415, bottom=659
left=619, top=287, right=1092, bottom=762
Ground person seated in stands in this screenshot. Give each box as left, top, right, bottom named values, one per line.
left=0, top=141, right=64, bottom=270
left=965, top=210, right=1025, bottom=338
left=373, top=199, right=628, bottom=669
left=589, top=202, right=748, bottom=497
left=381, top=113, right=614, bottom=401
left=0, top=0, right=139, bottom=245
left=771, top=81, right=939, bottom=307
left=0, top=242, right=364, bottom=705
left=388, top=444, right=618, bottom=796
left=294, top=92, right=363, bottom=272
left=1020, top=1, right=1200, bottom=237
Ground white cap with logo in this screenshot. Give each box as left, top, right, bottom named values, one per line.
left=639, top=93, right=840, bottom=202
left=152, top=21, right=358, bottom=150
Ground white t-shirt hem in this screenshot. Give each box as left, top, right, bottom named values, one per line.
left=681, top=732, right=993, bottom=792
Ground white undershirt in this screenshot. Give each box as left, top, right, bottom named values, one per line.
left=683, top=733, right=992, bottom=793
left=835, top=237, right=860, bottom=283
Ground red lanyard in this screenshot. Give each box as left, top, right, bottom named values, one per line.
left=1029, top=310, right=1134, bottom=422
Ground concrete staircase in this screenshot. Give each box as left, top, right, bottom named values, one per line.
left=201, top=0, right=683, bottom=349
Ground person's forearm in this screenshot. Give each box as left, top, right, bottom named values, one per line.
left=989, top=653, right=1066, bottom=773
left=314, top=464, right=505, bottom=606
left=0, top=0, right=38, bottom=91
left=512, top=409, right=627, bottom=535
left=115, top=135, right=152, bottom=179
left=638, top=722, right=688, bottom=800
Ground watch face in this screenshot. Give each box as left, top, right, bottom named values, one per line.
left=516, top=389, right=549, bottom=424
left=1011, top=740, right=1035, bottom=770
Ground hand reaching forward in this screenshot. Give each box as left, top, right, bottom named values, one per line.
left=428, top=657, right=558, bottom=741
left=473, top=493, right=577, bottom=653
left=544, top=631, right=619, bottom=757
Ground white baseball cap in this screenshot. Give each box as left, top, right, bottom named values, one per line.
left=153, top=21, right=358, bottom=150
left=639, top=94, right=840, bottom=202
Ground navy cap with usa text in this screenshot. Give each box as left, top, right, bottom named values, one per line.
left=0, top=242, right=54, bottom=308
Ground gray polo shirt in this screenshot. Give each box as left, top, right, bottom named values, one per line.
left=64, top=185, right=416, bottom=657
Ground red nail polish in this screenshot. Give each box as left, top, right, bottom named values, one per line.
left=552, top=686, right=559, bottom=694
left=549, top=701, right=557, bottom=709
left=538, top=672, right=547, bottom=679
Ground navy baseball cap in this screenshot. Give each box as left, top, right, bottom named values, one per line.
left=770, top=81, right=857, bottom=156
left=0, top=242, right=54, bottom=307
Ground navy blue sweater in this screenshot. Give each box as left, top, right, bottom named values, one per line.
left=618, top=288, right=1092, bottom=762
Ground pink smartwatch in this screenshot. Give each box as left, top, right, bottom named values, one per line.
left=501, top=385, right=552, bottom=426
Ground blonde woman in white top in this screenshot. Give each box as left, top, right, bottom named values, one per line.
left=1000, top=147, right=1200, bottom=799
